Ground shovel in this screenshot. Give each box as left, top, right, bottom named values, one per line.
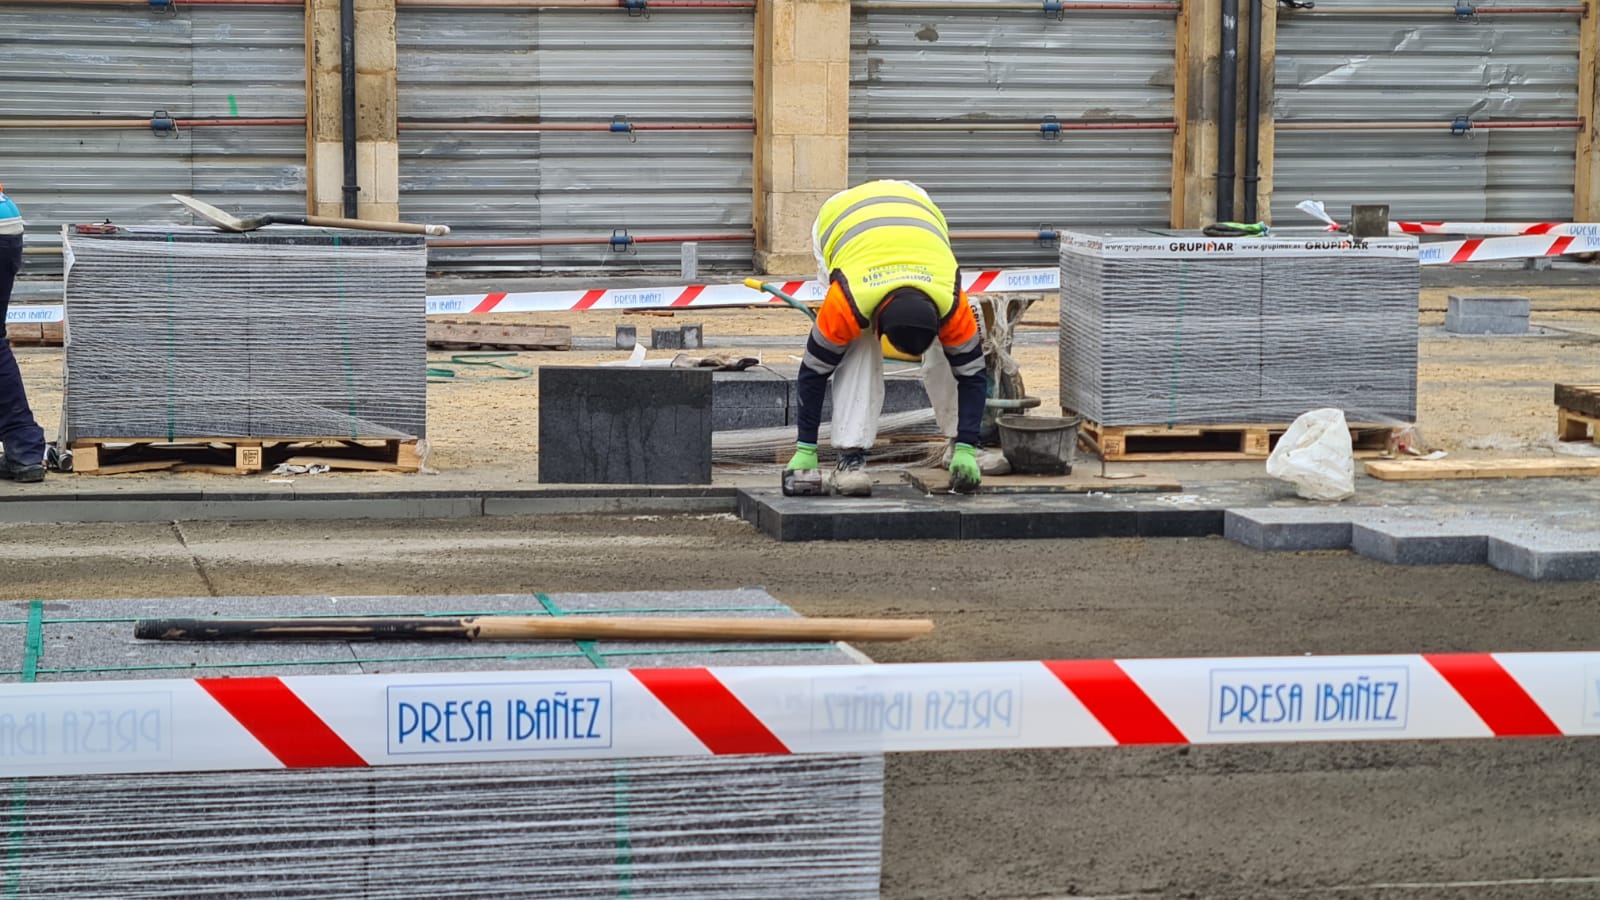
left=172, top=193, right=450, bottom=236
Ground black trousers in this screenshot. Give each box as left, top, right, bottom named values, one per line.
left=0, top=233, right=45, bottom=465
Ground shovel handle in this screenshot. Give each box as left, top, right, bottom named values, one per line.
left=279, top=214, right=450, bottom=237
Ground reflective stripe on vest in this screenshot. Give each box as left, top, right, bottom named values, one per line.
left=815, top=183, right=959, bottom=324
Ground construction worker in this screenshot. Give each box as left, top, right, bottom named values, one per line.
left=785, top=180, right=988, bottom=496
left=0, top=185, right=45, bottom=482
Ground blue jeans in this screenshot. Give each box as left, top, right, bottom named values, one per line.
left=0, top=233, right=45, bottom=466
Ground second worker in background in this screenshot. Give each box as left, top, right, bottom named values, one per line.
left=785, top=180, right=989, bottom=496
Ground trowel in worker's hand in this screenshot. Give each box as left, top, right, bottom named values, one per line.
left=172, top=194, right=450, bottom=236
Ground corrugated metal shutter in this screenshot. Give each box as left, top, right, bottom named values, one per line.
left=397, top=9, right=756, bottom=272
left=0, top=6, right=307, bottom=273
left=1273, top=0, right=1579, bottom=223
left=850, top=4, right=1178, bottom=268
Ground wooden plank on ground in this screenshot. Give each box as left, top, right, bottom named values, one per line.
left=427, top=321, right=571, bottom=351
left=1364, top=457, right=1600, bottom=481
left=903, top=467, right=1182, bottom=494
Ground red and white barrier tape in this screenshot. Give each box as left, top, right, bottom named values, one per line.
left=3, top=653, right=1597, bottom=778
left=7, top=232, right=1589, bottom=330
left=1394, top=221, right=1600, bottom=237
left=1417, top=232, right=1600, bottom=265
left=423, top=267, right=1060, bottom=316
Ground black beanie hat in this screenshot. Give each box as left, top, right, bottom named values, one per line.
left=875, top=288, right=940, bottom=356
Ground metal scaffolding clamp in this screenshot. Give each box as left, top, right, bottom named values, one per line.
left=610, top=228, right=636, bottom=252
left=150, top=109, right=179, bottom=137
left=1450, top=114, right=1474, bottom=137
left=1042, top=0, right=1065, bottom=20
left=1040, top=115, right=1063, bottom=141
left=622, top=0, right=649, bottom=17
left=611, top=115, right=638, bottom=143
left=1454, top=2, right=1478, bottom=22
left=1037, top=224, right=1059, bottom=248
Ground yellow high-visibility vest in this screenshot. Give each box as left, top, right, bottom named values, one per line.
left=814, top=181, right=960, bottom=325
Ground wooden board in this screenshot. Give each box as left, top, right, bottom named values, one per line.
left=1364, top=457, right=1600, bottom=481
left=5, top=321, right=63, bottom=346
left=426, top=321, right=571, bottom=351
left=903, top=467, right=1182, bottom=495
left=1080, top=418, right=1397, bottom=462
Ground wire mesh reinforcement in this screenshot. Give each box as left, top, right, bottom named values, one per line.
left=61, top=228, right=428, bottom=442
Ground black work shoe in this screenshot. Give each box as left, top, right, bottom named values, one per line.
left=0, top=460, right=44, bottom=483
left=826, top=450, right=872, bottom=497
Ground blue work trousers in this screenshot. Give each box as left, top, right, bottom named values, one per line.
left=0, top=233, right=45, bottom=466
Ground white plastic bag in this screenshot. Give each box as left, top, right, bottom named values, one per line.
left=1265, top=408, right=1355, bottom=501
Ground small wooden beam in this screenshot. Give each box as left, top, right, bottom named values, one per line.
left=1365, top=457, right=1600, bottom=481
left=134, top=615, right=937, bottom=644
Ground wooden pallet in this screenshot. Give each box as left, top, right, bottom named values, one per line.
left=5, top=321, right=64, bottom=347
left=1078, top=419, right=1398, bottom=462
left=68, top=438, right=423, bottom=476
left=1556, top=383, right=1600, bottom=444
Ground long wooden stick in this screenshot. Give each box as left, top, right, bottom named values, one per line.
left=133, top=616, right=934, bottom=643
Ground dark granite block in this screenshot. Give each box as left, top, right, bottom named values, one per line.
left=715, top=406, right=790, bottom=431
left=652, top=327, right=684, bottom=350
left=960, top=508, right=1138, bottom=540
left=615, top=324, right=637, bottom=349
left=829, top=505, right=962, bottom=540
left=538, top=367, right=711, bottom=484
left=1444, top=313, right=1529, bottom=336
left=681, top=323, right=703, bottom=349
left=1351, top=520, right=1489, bottom=566
left=1223, top=508, right=1354, bottom=551
left=1137, top=508, right=1225, bottom=538
left=1488, top=535, right=1600, bottom=581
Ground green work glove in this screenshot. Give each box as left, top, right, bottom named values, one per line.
left=786, top=442, right=819, bottom=471
left=949, top=442, right=981, bottom=494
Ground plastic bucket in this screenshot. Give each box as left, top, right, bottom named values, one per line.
left=997, top=414, right=1081, bottom=475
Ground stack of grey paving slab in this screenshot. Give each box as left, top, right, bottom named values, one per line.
left=61, top=225, right=427, bottom=441
left=1059, top=230, right=1419, bottom=425
left=0, top=590, right=883, bottom=898
left=1445, top=294, right=1530, bottom=335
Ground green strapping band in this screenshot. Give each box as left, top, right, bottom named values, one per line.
left=535, top=593, right=631, bottom=898
left=6, top=601, right=44, bottom=898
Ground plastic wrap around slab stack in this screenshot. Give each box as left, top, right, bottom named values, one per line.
left=0, top=591, right=884, bottom=899
left=1060, top=230, right=1419, bottom=426
left=61, top=226, right=427, bottom=441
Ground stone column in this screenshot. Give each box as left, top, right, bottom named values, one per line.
left=754, top=0, right=852, bottom=276
left=306, top=0, right=399, bottom=220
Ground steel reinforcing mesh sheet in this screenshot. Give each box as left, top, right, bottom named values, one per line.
left=1059, top=232, right=1419, bottom=426
left=61, top=227, right=427, bottom=441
